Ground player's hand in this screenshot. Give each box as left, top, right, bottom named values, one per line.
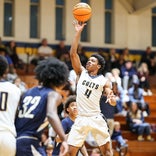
left=72, top=20, right=86, bottom=32
left=105, top=93, right=116, bottom=106
left=59, top=141, right=69, bottom=156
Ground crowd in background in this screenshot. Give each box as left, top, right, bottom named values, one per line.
left=0, top=36, right=156, bottom=155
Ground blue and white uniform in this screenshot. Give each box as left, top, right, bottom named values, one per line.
left=15, top=86, right=52, bottom=156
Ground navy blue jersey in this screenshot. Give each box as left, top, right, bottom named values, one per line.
left=15, top=86, right=52, bottom=140
left=52, top=117, right=74, bottom=156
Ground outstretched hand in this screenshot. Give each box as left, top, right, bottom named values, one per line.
left=59, top=141, right=69, bottom=156
left=72, top=20, right=86, bottom=32
left=105, top=92, right=116, bottom=106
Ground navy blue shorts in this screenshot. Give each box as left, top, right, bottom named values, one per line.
left=16, top=137, right=46, bottom=156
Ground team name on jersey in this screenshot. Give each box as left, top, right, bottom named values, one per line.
left=82, top=80, right=99, bottom=90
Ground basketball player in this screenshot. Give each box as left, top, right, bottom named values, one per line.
left=0, top=56, right=21, bottom=156
left=53, top=95, right=88, bottom=156
left=15, top=57, right=69, bottom=156
left=67, top=21, right=116, bottom=156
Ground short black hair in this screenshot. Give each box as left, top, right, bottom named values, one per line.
left=91, top=54, right=105, bottom=75
left=34, top=57, right=69, bottom=88
left=0, top=56, right=8, bottom=77
left=64, top=95, right=76, bottom=114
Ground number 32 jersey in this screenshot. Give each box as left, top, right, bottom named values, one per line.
left=76, top=70, right=107, bottom=116
left=15, top=86, right=52, bottom=139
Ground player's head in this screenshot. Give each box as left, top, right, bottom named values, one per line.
left=64, top=95, right=77, bottom=115
left=86, top=54, right=105, bottom=75
left=0, top=56, right=8, bottom=78
left=35, top=57, right=69, bottom=88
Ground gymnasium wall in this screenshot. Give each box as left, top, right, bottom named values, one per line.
left=0, top=0, right=155, bottom=62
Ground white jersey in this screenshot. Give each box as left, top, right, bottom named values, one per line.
left=0, top=81, right=21, bottom=136
left=76, top=70, right=107, bottom=115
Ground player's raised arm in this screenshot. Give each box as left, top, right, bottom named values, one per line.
left=70, top=21, right=86, bottom=75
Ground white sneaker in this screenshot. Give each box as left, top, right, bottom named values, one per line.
left=147, top=90, right=153, bottom=96
left=143, top=91, right=148, bottom=96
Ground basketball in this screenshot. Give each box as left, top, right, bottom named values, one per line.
left=73, top=3, right=92, bottom=22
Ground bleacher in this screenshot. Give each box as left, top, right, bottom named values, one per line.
left=17, top=66, right=156, bottom=156
left=113, top=75, right=156, bottom=156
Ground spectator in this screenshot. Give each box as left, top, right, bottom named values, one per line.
left=137, top=62, right=152, bottom=96
left=55, top=40, right=69, bottom=60
left=111, top=121, right=128, bottom=148
left=0, top=47, right=18, bottom=82
left=41, top=129, right=53, bottom=154
left=6, top=40, right=24, bottom=69
left=111, top=68, right=122, bottom=88
left=107, top=48, right=118, bottom=71
left=38, top=38, right=54, bottom=60
left=140, top=46, right=156, bottom=75
left=77, top=44, right=88, bottom=67
left=120, top=60, right=137, bottom=91
left=46, top=144, right=54, bottom=156
left=0, top=37, right=6, bottom=49
left=120, top=48, right=133, bottom=62
left=128, top=77, right=150, bottom=116
left=100, top=94, right=118, bottom=137
left=126, top=102, right=154, bottom=141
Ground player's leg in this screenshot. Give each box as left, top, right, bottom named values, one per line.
left=0, top=131, right=16, bottom=156
left=68, top=145, right=80, bottom=156
left=67, top=116, right=89, bottom=156
left=90, top=114, right=113, bottom=156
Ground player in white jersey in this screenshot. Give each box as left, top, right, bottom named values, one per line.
left=0, top=56, right=21, bottom=156
left=67, top=21, right=116, bottom=156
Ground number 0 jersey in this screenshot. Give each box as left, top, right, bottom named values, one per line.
left=0, top=81, right=21, bottom=136
left=15, top=86, right=52, bottom=139
left=76, top=69, right=107, bottom=116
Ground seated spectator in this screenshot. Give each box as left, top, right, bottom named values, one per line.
left=41, top=129, right=54, bottom=155
left=0, top=47, right=18, bottom=82
left=100, top=95, right=118, bottom=137
left=0, top=37, right=6, bottom=49
left=55, top=40, right=69, bottom=60
left=126, top=102, right=154, bottom=141
left=111, top=121, right=128, bottom=148
left=137, top=62, right=152, bottom=96
left=128, top=77, right=150, bottom=116
left=120, top=60, right=137, bottom=91
left=77, top=44, right=88, bottom=67
left=6, top=40, right=24, bottom=69
left=140, top=46, right=156, bottom=75
left=31, top=38, right=54, bottom=66
left=120, top=48, right=134, bottom=62
left=38, top=38, right=54, bottom=60
left=46, top=144, right=54, bottom=156
left=107, top=48, right=118, bottom=71
left=111, top=68, right=122, bottom=88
